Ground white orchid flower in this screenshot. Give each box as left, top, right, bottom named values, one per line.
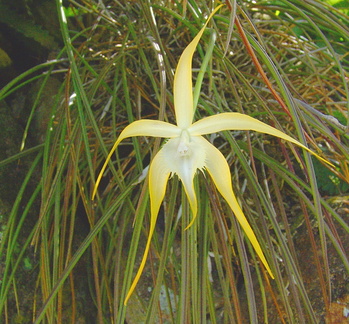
left=93, top=5, right=331, bottom=305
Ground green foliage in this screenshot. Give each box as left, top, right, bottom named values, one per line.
left=0, top=3, right=58, bottom=50
left=0, top=48, right=12, bottom=68
left=323, top=0, right=349, bottom=15
left=313, top=157, right=349, bottom=195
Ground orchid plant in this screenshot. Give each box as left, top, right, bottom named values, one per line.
left=93, top=5, right=331, bottom=305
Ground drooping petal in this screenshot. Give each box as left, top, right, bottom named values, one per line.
left=195, top=136, right=275, bottom=278
left=189, top=112, right=333, bottom=166
left=174, top=5, right=223, bottom=129
left=92, top=120, right=180, bottom=199
left=124, top=149, right=171, bottom=305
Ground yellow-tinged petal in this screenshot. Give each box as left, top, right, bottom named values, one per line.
left=124, top=149, right=171, bottom=305
left=92, top=120, right=180, bottom=199
left=196, top=136, right=275, bottom=278
left=189, top=112, right=333, bottom=166
left=174, top=5, right=223, bottom=128
left=116, top=119, right=181, bottom=139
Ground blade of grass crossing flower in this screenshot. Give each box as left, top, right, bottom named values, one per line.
left=193, top=28, right=217, bottom=110
left=174, top=4, right=223, bottom=128
left=124, top=150, right=171, bottom=305
left=198, top=136, right=275, bottom=278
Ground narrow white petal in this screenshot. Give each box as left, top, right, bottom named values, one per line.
left=117, top=119, right=181, bottom=139
left=195, top=136, right=274, bottom=278
left=125, top=151, right=171, bottom=305
left=189, top=112, right=332, bottom=166
left=174, top=5, right=223, bottom=128
left=188, top=112, right=291, bottom=136
left=92, top=120, right=180, bottom=199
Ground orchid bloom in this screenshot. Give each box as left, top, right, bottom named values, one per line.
left=93, top=6, right=331, bottom=305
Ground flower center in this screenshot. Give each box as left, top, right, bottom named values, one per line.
left=177, top=130, right=191, bottom=156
